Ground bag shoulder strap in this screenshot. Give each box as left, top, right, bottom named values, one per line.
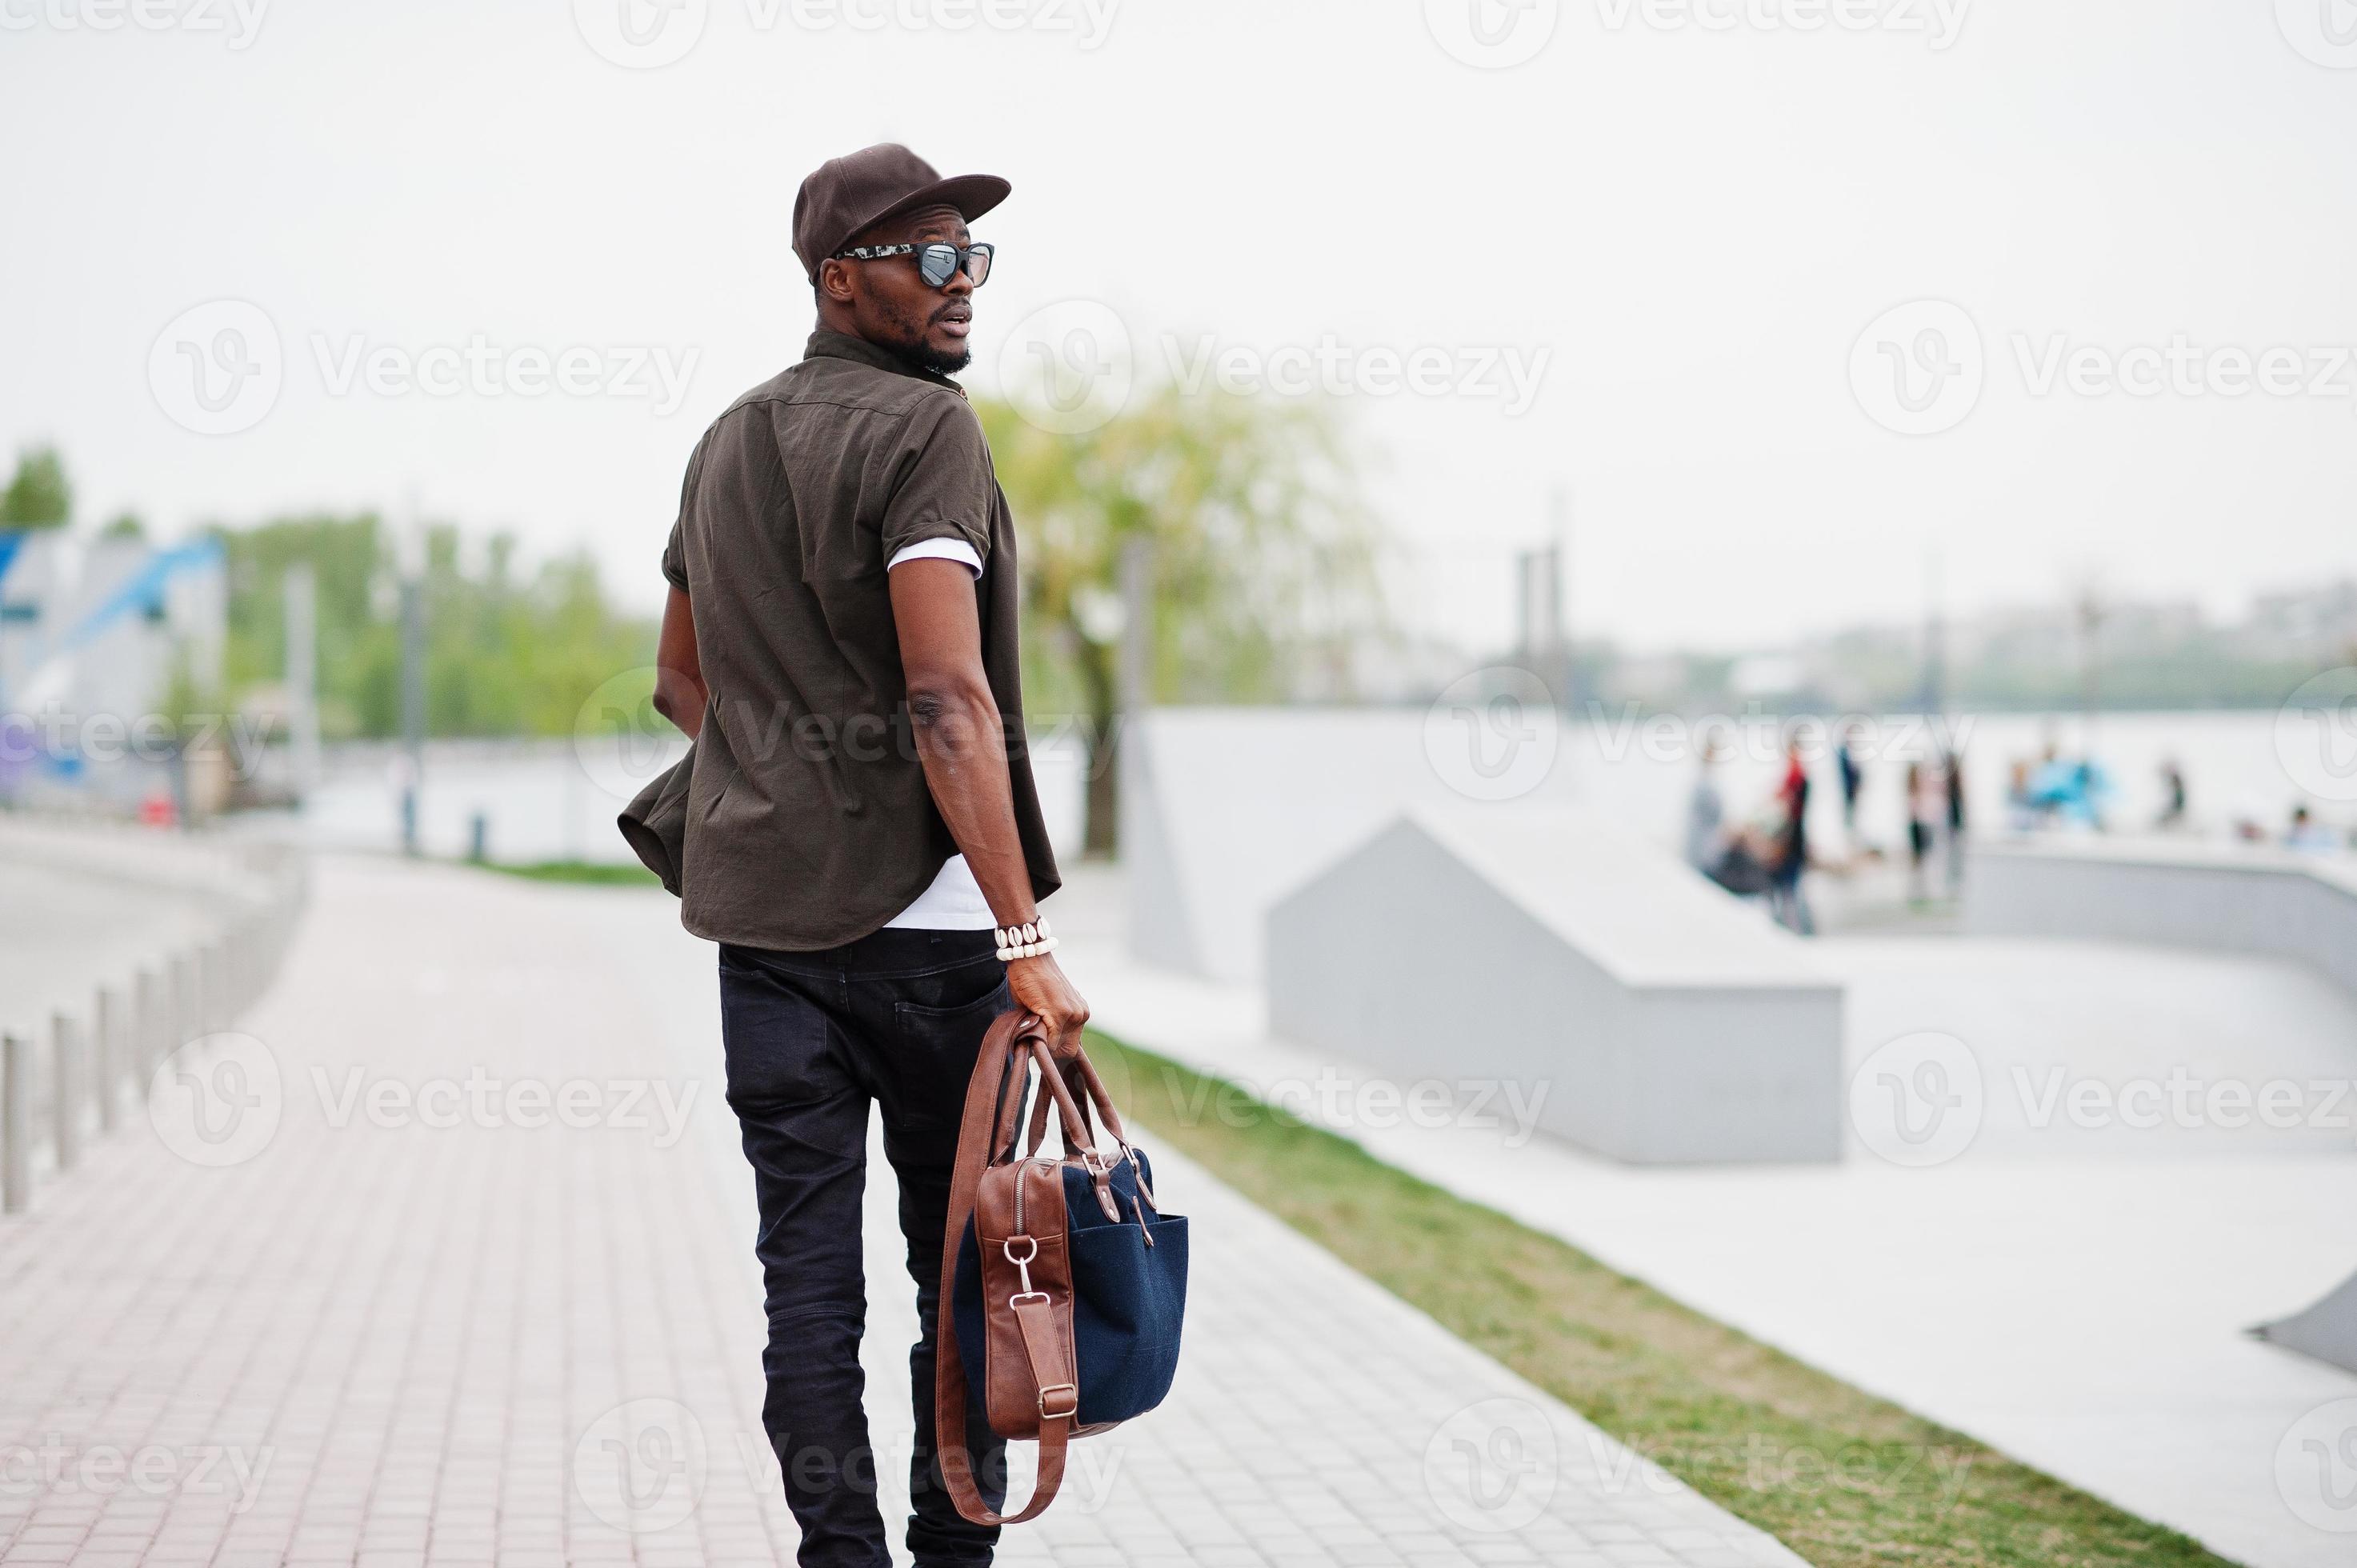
left=935, top=1012, right=1080, bottom=1526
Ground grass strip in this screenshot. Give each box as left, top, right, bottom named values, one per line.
left=474, top=858, right=661, bottom=886
left=1086, top=1028, right=2236, bottom=1568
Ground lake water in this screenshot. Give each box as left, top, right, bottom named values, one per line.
left=256, top=706, right=2352, bottom=870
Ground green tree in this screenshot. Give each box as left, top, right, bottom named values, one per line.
left=2, top=444, right=72, bottom=529
left=976, top=386, right=1385, bottom=855
left=214, top=514, right=656, bottom=741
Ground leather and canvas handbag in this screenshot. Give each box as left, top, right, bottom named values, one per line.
left=935, top=1011, right=1188, bottom=1524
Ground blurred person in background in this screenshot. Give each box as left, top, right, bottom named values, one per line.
left=1836, top=721, right=1867, bottom=858
left=1685, top=734, right=1727, bottom=877
left=1687, top=735, right=1769, bottom=896
left=2287, top=805, right=2337, bottom=854
left=1765, top=735, right=1813, bottom=934
left=2006, top=758, right=2038, bottom=831
left=1943, top=744, right=1967, bottom=894
left=1905, top=759, right=1940, bottom=902
left=2156, top=758, right=2188, bottom=830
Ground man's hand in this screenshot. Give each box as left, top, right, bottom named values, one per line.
left=1006, top=951, right=1089, bottom=1061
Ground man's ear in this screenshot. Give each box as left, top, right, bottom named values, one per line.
left=817, top=258, right=858, bottom=306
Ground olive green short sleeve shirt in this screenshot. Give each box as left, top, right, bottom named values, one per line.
left=661, top=330, right=1059, bottom=950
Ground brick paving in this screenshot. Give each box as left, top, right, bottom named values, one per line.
left=0, top=854, right=1806, bottom=1568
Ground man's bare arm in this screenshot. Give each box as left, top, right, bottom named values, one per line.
left=653, top=586, right=707, bottom=739
left=890, top=557, right=1089, bottom=1054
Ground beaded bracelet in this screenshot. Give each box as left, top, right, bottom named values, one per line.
left=994, top=917, right=1058, bottom=962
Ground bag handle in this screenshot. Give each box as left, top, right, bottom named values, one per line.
left=935, top=1012, right=1081, bottom=1526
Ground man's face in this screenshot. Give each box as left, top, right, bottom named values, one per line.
left=820, top=203, right=977, bottom=375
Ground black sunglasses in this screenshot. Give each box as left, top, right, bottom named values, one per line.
left=833, top=240, right=994, bottom=289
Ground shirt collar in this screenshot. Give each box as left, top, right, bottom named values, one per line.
left=802, top=329, right=967, bottom=396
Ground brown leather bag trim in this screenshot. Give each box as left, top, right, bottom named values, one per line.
left=935, top=1014, right=1099, bottom=1526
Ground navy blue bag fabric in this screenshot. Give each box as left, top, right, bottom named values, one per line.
left=954, top=1149, right=1188, bottom=1430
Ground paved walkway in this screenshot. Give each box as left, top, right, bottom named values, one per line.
left=1050, top=867, right=2357, bottom=1568
left=0, top=853, right=222, bottom=1044
left=0, top=853, right=1804, bottom=1568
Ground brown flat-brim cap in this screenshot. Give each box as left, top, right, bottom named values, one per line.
left=793, top=143, right=1010, bottom=284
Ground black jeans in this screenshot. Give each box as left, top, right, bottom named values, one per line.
left=718, top=928, right=1012, bottom=1568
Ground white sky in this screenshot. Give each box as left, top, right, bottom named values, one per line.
left=6, top=0, right=2356, bottom=654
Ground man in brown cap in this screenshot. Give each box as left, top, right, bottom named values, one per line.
left=648, top=142, right=1086, bottom=1567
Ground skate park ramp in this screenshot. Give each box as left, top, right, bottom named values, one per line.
left=2256, top=1268, right=2357, bottom=1374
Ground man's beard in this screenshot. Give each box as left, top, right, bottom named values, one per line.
left=875, top=298, right=971, bottom=376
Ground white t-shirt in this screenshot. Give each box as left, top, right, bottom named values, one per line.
left=882, top=538, right=995, bottom=930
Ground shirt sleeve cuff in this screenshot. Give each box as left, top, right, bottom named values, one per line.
left=886, top=538, right=984, bottom=578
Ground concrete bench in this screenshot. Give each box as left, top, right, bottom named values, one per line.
left=1265, top=808, right=1845, bottom=1164
left=1965, top=836, right=2357, bottom=996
